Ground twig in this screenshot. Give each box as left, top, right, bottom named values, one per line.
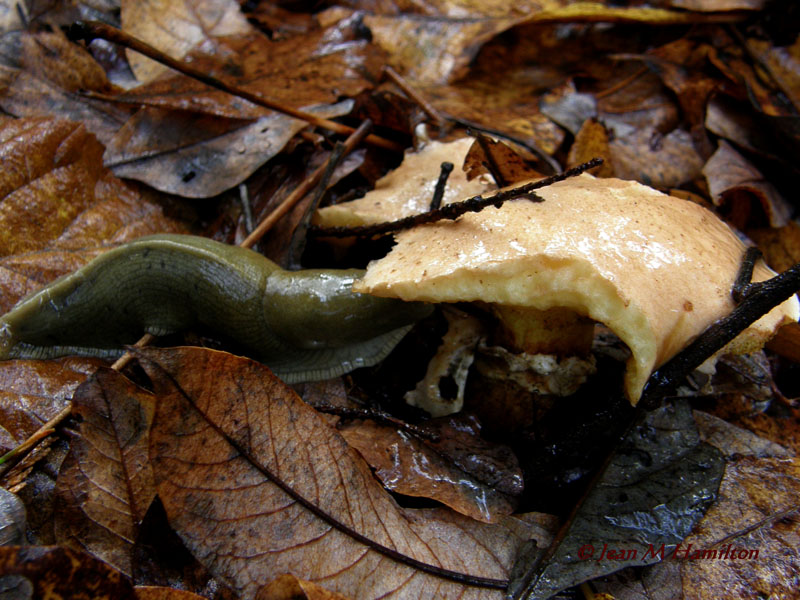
left=66, top=21, right=404, bottom=153
left=315, top=402, right=440, bottom=443
left=382, top=65, right=446, bottom=127
left=0, top=408, right=65, bottom=472
left=641, top=260, right=800, bottom=408
left=242, top=119, right=374, bottom=248
left=429, top=162, right=453, bottom=210
left=310, top=158, right=603, bottom=238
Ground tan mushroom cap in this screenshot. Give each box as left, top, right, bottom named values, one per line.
left=314, top=137, right=492, bottom=227
left=354, top=174, right=799, bottom=404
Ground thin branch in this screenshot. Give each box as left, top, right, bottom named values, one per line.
left=429, top=162, right=453, bottom=210
left=66, top=21, right=404, bottom=153
left=382, top=65, right=447, bottom=127
left=310, top=158, right=603, bottom=238
left=641, top=260, right=800, bottom=407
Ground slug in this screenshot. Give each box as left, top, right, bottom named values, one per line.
left=0, top=234, right=432, bottom=382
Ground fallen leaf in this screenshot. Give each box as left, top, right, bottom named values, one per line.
left=257, top=574, right=352, bottom=600
left=117, top=20, right=382, bottom=119
left=121, top=0, right=253, bottom=84
left=362, top=12, right=519, bottom=86
left=338, top=415, right=523, bottom=523
left=508, top=399, right=725, bottom=599
left=0, top=31, right=132, bottom=145
left=140, top=346, right=542, bottom=599
left=566, top=118, right=614, bottom=177
left=0, top=358, right=105, bottom=452
left=104, top=101, right=353, bottom=198
left=0, top=545, right=137, bottom=599
left=703, top=139, right=791, bottom=228
left=749, top=221, right=800, bottom=273
left=668, top=0, right=765, bottom=10
left=637, top=412, right=800, bottom=600
left=464, top=136, right=545, bottom=185
left=0, top=487, right=26, bottom=546
left=0, top=116, right=187, bottom=309
left=745, top=34, right=800, bottom=114
left=54, top=368, right=156, bottom=578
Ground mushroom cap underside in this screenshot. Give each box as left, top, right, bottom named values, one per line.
left=353, top=174, right=799, bottom=404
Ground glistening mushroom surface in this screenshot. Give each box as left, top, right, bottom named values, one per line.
left=354, top=174, right=799, bottom=404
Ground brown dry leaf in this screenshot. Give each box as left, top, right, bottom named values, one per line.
left=0, top=357, right=105, bottom=453
left=103, top=101, right=353, bottom=198
left=140, top=346, right=544, bottom=599
left=566, top=118, right=614, bottom=177
left=361, top=13, right=520, bottom=86
left=0, top=545, right=138, bottom=599
left=0, top=117, right=187, bottom=310
left=121, top=0, right=253, bottom=84
left=704, top=96, right=785, bottom=163
left=258, top=574, right=353, bottom=600
left=338, top=416, right=522, bottom=523
left=54, top=368, right=156, bottom=578
left=750, top=221, right=800, bottom=273
left=463, top=136, right=545, bottom=184
left=745, top=34, right=800, bottom=114
left=0, top=31, right=132, bottom=145
left=117, top=21, right=382, bottom=119
left=703, top=139, right=791, bottom=228
left=136, top=587, right=211, bottom=600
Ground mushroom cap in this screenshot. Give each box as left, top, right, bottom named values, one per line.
left=354, top=174, right=799, bottom=404
left=314, top=137, right=492, bottom=227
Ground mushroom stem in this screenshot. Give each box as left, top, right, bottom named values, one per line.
left=642, top=260, right=800, bottom=407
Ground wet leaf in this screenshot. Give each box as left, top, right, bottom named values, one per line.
left=703, top=139, right=791, bottom=228
left=54, top=368, right=156, bottom=578
left=0, top=545, right=137, bottom=598
left=117, top=21, right=381, bottom=119
left=636, top=411, right=800, bottom=600
left=121, top=0, right=252, bottom=84
left=338, top=415, right=523, bottom=523
left=0, top=358, right=104, bottom=452
left=104, top=101, right=353, bottom=198
left=508, top=399, right=725, bottom=599
left=0, top=31, right=132, bottom=145
left=0, top=117, right=187, bottom=309
left=140, top=346, right=542, bottom=599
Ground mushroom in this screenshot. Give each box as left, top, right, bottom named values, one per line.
left=352, top=173, right=799, bottom=405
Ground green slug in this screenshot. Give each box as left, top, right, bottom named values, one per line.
left=0, top=234, right=432, bottom=382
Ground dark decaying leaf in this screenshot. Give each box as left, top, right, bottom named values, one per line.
left=508, top=399, right=725, bottom=600
left=593, top=409, right=800, bottom=600
left=139, top=346, right=544, bottom=599
left=135, top=586, right=211, bottom=600
left=256, top=574, right=352, bottom=600
left=338, top=415, right=523, bottom=523
left=0, top=545, right=137, bottom=599
left=54, top=368, right=156, bottom=578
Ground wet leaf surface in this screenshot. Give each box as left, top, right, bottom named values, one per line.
left=139, top=346, right=544, bottom=599
left=509, top=399, right=725, bottom=599
left=338, top=414, right=523, bottom=523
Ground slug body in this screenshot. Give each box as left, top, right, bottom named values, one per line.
left=0, top=235, right=432, bottom=382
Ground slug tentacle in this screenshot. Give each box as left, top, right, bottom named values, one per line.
left=0, top=235, right=432, bottom=382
